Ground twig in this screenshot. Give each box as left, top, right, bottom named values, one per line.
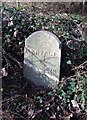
left=71, top=61, right=87, bottom=71
left=65, top=71, right=87, bottom=80
left=2, top=95, right=24, bottom=104
left=3, top=110, right=27, bottom=120
left=3, top=48, right=22, bottom=69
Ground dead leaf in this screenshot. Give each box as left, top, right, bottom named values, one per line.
left=1, top=68, right=8, bottom=77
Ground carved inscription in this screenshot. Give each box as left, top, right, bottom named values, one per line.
left=25, top=47, right=58, bottom=57
left=24, top=31, right=61, bottom=87
left=25, top=47, right=59, bottom=76
left=46, top=69, right=57, bottom=75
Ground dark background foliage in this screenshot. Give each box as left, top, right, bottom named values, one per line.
left=1, top=2, right=87, bottom=120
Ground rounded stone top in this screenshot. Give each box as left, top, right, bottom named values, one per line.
left=25, top=30, right=61, bottom=47
left=24, top=30, right=61, bottom=87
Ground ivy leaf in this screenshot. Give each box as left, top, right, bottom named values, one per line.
left=67, top=60, right=72, bottom=65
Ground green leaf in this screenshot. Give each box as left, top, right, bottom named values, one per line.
left=67, top=60, right=72, bottom=65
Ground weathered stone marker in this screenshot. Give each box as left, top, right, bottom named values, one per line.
left=23, top=30, right=61, bottom=87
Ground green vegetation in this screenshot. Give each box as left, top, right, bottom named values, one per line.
left=2, top=3, right=87, bottom=120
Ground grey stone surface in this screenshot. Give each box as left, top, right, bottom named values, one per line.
left=23, top=30, right=61, bottom=87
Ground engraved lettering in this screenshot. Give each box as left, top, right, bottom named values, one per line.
left=44, top=52, right=48, bottom=56
left=50, top=53, right=53, bottom=57
left=41, top=51, right=44, bottom=55
left=35, top=50, right=39, bottom=55
left=25, top=48, right=58, bottom=57
left=53, top=69, right=57, bottom=74
left=49, top=52, right=51, bottom=56
left=54, top=52, right=56, bottom=57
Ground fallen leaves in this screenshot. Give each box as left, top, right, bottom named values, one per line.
left=1, top=68, right=8, bottom=77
